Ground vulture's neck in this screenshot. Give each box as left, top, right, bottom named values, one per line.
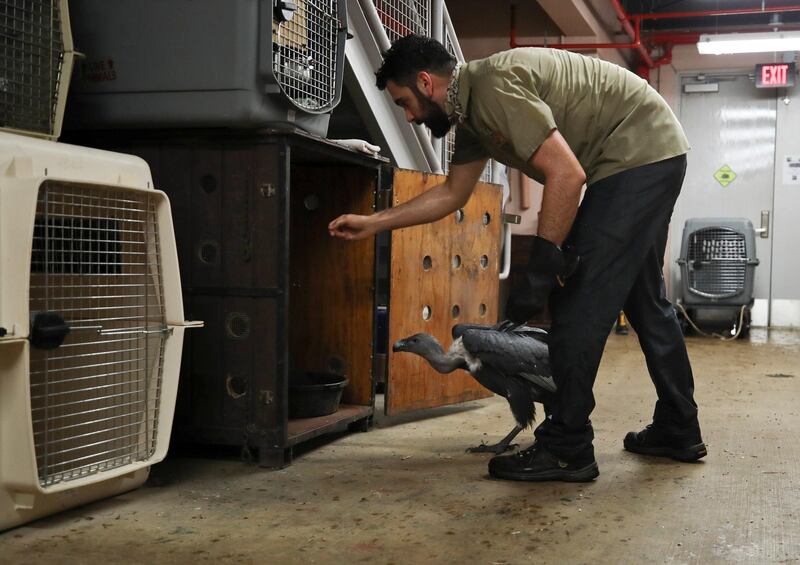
left=423, top=345, right=468, bottom=374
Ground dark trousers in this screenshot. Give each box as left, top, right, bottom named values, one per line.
left=534, top=154, right=699, bottom=462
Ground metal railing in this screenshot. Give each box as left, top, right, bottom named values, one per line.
left=440, top=3, right=494, bottom=183
left=371, top=0, right=430, bottom=43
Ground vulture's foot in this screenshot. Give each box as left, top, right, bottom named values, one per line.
left=466, top=441, right=518, bottom=454
left=465, top=425, right=524, bottom=455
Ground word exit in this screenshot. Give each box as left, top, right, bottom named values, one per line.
left=755, top=63, right=796, bottom=89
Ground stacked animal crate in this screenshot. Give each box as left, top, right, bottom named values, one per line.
left=61, top=0, right=377, bottom=467
left=0, top=0, right=196, bottom=531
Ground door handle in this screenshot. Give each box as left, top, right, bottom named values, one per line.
left=755, top=210, right=770, bottom=238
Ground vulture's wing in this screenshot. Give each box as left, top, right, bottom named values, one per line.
left=452, top=323, right=549, bottom=344
left=460, top=329, right=552, bottom=389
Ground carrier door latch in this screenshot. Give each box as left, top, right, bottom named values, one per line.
left=755, top=210, right=770, bottom=239
left=30, top=312, right=71, bottom=350
left=30, top=312, right=174, bottom=349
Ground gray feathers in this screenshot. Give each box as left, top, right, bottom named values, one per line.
left=393, top=323, right=557, bottom=430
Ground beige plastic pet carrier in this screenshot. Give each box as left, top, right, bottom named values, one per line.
left=1, top=0, right=198, bottom=531
left=0, top=132, right=200, bottom=531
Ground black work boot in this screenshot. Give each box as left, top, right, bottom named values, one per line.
left=488, top=443, right=599, bottom=482
left=624, top=424, right=707, bottom=462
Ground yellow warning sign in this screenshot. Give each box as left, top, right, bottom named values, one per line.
left=714, top=165, right=737, bottom=187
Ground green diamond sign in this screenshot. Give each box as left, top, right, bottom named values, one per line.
left=714, top=165, right=737, bottom=187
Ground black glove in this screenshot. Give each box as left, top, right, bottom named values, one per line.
left=505, top=236, right=580, bottom=324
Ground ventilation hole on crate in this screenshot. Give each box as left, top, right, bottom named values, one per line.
left=422, top=255, right=433, bottom=271
left=455, top=209, right=465, bottom=223
left=200, top=174, right=217, bottom=193
left=198, top=241, right=219, bottom=265
left=480, top=255, right=489, bottom=269
left=479, top=303, right=487, bottom=317
left=303, top=193, right=320, bottom=211
left=452, top=255, right=461, bottom=269
left=225, top=312, right=251, bottom=340
left=327, top=356, right=346, bottom=375
left=483, top=212, right=491, bottom=226
left=422, top=305, right=432, bottom=321
left=451, top=305, right=461, bottom=319
left=225, top=374, right=247, bottom=399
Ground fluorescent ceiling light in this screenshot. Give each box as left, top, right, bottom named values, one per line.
left=697, top=31, right=800, bottom=55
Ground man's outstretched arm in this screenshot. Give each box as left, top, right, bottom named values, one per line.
left=328, top=158, right=487, bottom=241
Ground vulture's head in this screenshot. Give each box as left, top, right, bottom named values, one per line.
left=392, top=333, right=443, bottom=356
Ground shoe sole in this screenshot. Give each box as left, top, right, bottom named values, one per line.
left=624, top=440, right=708, bottom=462
left=488, top=461, right=600, bottom=483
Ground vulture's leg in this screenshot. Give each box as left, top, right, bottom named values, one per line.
left=466, top=425, right=524, bottom=454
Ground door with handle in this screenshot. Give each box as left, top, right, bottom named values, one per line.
left=674, top=73, right=776, bottom=326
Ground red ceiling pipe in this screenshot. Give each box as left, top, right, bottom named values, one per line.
left=646, top=32, right=701, bottom=45
left=646, top=25, right=800, bottom=43
left=636, top=44, right=674, bottom=81
left=510, top=0, right=655, bottom=67
left=511, top=1, right=800, bottom=74
left=611, top=0, right=640, bottom=44
left=630, top=5, right=800, bottom=21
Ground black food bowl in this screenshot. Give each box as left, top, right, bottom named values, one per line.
left=289, top=372, right=349, bottom=419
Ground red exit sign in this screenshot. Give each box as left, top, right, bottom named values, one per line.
left=755, top=63, right=796, bottom=88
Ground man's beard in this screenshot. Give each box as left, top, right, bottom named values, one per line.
left=411, top=86, right=453, bottom=138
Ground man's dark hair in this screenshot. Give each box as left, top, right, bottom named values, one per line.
left=375, top=35, right=456, bottom=90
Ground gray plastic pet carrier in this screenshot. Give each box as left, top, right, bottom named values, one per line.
left=677, top=218, right=759, bottom=306
left=676, top=218, right=759, bottom=336
left=65, top=0, right=347, bottom=137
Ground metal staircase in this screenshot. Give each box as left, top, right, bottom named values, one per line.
left=345, top=0, right=500, bottom=179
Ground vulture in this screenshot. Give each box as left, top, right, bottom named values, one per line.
left=392, top=321, right=556, bottom=454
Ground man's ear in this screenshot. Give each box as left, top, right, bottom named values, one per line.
left=416, top=71, right=433, bottom=97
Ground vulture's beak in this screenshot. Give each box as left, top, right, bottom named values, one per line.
left=392, top=339, right=407, bottom=353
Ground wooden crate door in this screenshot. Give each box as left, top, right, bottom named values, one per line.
left=386, top=169, right=502, bottom=415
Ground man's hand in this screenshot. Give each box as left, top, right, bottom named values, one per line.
left=328, top=159, right=487, bottom=241
left=506, top=236, right=579, bottom=323
left=328, top=214, right=378, bottom=241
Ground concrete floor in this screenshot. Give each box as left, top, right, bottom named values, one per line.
left=2, top=329, right=799, bottom=564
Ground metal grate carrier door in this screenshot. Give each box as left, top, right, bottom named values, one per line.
left=0, top=0, right=73, bottom=139
left=28, top=182, right=168, bottom=487
left=687, top=226, right=747, bottom=299
left=272, top=0, right=341, bottom=112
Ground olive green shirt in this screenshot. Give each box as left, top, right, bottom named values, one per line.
left=450, top=48, right=690, bottom=185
